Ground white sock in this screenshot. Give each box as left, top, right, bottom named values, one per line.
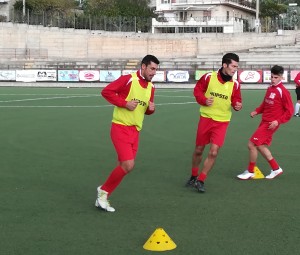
left=295, top=103, right=300, bottom=115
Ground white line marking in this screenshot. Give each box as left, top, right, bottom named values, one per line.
left=0, top=95, right=98, bottom=103
left=0, top=102, right=196, bottom=108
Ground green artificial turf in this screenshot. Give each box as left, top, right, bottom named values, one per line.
left=0, top=87, right=300, bottom=255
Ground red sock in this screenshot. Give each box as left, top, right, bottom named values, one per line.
left=268, top=158, right=279, bottom=171
left=101, top=166, right=127, bottom=195
left=198, top=172, right=207, bottom=183
left=192, top=167, right=199, bottom=177
left=247, top=162, right=256, bottom=173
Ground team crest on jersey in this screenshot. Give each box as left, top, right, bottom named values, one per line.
left=269, top=92, right=276, bottom=99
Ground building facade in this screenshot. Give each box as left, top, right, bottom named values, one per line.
left=152, top=0, right=257, bottom=33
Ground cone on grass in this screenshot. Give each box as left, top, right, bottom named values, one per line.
left=252, top=166, right=265, bottom=179
left=143, top=228, right=177, bottom=251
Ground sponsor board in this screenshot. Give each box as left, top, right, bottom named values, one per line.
left=16, top=70, right=36, bottom=82
left=58, top=70, right=79, bottom=82
left=79, top=70, right=100, bottom=82
left=263, top=70, right=288, bottom=83
left=0, top=70, right=16, bottom=81
left=100, top=70, right=121, bottom=82
left=152, top=71, right=166, bottom=82
left=195, top=70, right=213, bottom=81
left=167, top=70, right=189, bottom=82
left=238, top=70, right=262, bottom=83
left=36, top=70, right=57, bottom=81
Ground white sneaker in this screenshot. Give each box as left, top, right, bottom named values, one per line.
left=95, top=186, right=115, bottom=212
left=237, top=170, right=255, bottom=180
left=265, top=168, right=283, bottom=179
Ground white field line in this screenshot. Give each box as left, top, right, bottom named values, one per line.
left=0, top=102, right=196, bottom=108
left=0, top=95, right=98, bottom=103
left=0, top=93, right=196, bottom=107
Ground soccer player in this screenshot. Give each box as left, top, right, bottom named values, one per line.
left=185, top=53, right=242, bottom=193
left=293, top=71, right=300, bottom=117
left=237, top=65, right=294, bottom=180
left=95, top=55, right=160, bottom=212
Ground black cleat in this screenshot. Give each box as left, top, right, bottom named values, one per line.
left=194, top=180, right=205, bottom=193
left=294, top=113, right=299, bottom=117
left=185, top=176, right=197, bottom=187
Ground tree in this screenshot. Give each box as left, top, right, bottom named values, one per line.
left=82, top=0, right=154, bottom=18
left=14, top=0, right=78, bottom=14
left=259, top=0, right=287, bottom=18
left=82, top=0, right=118, bottom=16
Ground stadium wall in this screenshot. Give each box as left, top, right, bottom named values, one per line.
left=0, top=22, right=299, bottom=60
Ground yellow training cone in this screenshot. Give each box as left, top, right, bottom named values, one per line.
left=252, top=166, right=265, bottom=179
left=143, top=228, right=177, bottom=251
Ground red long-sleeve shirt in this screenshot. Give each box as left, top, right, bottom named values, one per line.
left=101, top=70, right=155, bottom=115
left=294, top=72, right=300, bottom=87
left=255, top=82, right=293, bottom=124
left=194, top=70, right=242, bottom=109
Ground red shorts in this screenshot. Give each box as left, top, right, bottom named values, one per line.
left=110, top=123, right=140, bottom=162
left=195, top=116, right=229, bottom=147
left=250, top=121, right=279, bottom=146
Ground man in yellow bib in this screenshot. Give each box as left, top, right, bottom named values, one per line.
left=96, top=55, right=159, bottom=212
left=185, top=53, right=242, bottom=193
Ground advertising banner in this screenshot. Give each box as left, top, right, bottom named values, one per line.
left=152, top=71, right=166, bottom=82
left=167, top=70, right=189, bottom=82
left=58, top=70, right=79, bottom=82
left=16, top=70, right=37, bottom=82
left=238, top=70, right=262, bottom=83
left=0, top=70, right=16, bottom=81
left=263, top=70, right=288, bottom=83
left=79, top=70, right=100, bottom=82
left=100, top=70, right=122, bottom=82
left=195, top=70, right=213, bottom=81
left=36, top=70, right=57, bottom=81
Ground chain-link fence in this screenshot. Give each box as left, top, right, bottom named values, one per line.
left=9, top=10, right=152, bottom=32
left=7, top=9, right=300, bottom=33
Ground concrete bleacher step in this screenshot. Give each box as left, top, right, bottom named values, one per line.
left=125, top=59, right=139, bottom=69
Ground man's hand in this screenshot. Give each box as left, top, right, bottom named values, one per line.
left=250, top=111, right=257, bottom=118
left=148, top=101, right=155, bottom=111
left=268, top=120, right=278, bottom=129
left=234, top=102, right=242, bottom=111
left=206, top=97, right=214, bottom=106
left=126, top=100, right=139, bottom=111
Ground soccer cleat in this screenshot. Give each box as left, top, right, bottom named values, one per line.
left=294, top=113, right=299, bottom=117
left=185, top=175, right=197, bottom=187
left=237, top=170, right=255, bottom=180
left=265, top=168, right=283, bottom=179
left=95, top=186, right=115, bottom=212
left=194, top=180, right=205, bottom=193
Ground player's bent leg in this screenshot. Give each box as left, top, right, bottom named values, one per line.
left=120, top=159, right=135, bottom=173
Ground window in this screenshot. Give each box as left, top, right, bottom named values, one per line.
left=203, top=11, right=211, bottom=22
left=202, top=27, right=223, bottom=33
left=179, top=11, right=187, bottom=21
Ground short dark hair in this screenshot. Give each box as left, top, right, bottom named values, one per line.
left=141, top=55, right=160, bottom=66
left=222, top=53, right=239, bottom=65
left=271, top=65, right=284, bottom=75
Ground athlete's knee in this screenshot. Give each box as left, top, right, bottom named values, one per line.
left=120, top=160, right=135, bottom=172
left=208, top=148, right=218, bottom=158
left=194, top=146, right=204, bottom=156
left=248, top=141, right=256, bottom=150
